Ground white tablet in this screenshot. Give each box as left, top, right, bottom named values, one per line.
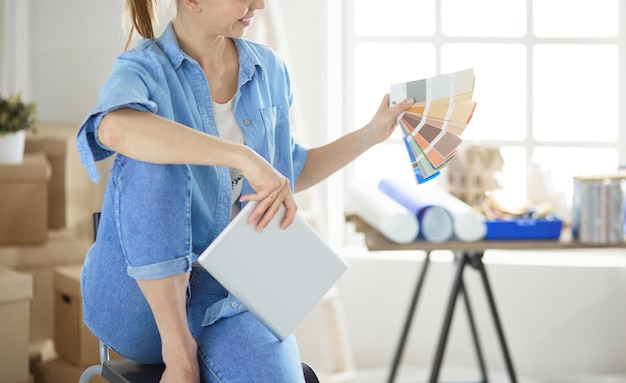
left=198, top=201, right=347, bottom=341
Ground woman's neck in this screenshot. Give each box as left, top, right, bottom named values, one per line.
left=172, top=18, right=239, bottom=104
left=172, top=18, right=228, bottom=67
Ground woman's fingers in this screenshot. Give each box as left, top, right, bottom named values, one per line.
left=278, top=193, right=297, bottom=229
left=237, top=150, right=298, bottom=230
left=243, top=181, right=297, bottom=231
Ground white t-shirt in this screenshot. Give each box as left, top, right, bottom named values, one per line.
left=213, top=98, right=245, bottom=218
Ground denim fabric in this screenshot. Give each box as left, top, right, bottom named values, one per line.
left=77, top=22, right=309, bottom=381
left=189, top=267, right=305, bottom=383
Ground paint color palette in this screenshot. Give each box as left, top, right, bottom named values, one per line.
left=390, top=68, right=476, bottom=183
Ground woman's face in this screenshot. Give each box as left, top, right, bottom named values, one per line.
left=192, top=0, right=266, bottom=38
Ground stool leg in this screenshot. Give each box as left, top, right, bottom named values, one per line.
left=79, top=364, right=103, bottom=383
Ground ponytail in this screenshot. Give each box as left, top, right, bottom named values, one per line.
left=124, top=0, right=157, bottom=50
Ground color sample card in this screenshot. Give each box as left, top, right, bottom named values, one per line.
left=390, top=68, right=476, bottom=183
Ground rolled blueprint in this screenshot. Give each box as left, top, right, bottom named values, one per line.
left=378, top=178, right=454, bottom=243
left=378, top=178, right=486, bottom=242
left=346, top=180, right=420, bottom=244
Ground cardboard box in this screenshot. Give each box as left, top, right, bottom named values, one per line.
left=33, top=358, right=107, bottom=383
left=0, top=267, right=33, bottom=383
left=0, top=152, right=51, bottom=245
left=53, top=265, right=100, bottom=367
left=25, top=122, right=110, bottom=237
left=28, top=338, right=58, bottom=373
left=0, top=230, right=91, bottom=341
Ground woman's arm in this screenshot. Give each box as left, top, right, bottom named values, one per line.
left=99, top=108, right=297, bottom=230
left=294, top=94, right=414, bottom=193
left=137, top=274, right=199, bottom=383
left=99, top=108, right=253, bottom=169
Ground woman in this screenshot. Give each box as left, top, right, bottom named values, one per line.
left=77, top=0, right=414, bottom=382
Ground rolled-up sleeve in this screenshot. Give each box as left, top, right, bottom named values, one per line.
left=291, top=142, right=308, bottom=183
left=76, top=59, right=158, bottom=183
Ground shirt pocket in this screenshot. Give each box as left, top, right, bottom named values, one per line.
left=259, top=106, right=277, bottom=163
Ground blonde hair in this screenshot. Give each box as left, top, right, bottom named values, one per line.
left=124, top=0, right=156, bottom=49
left=124, top=0, right=175, bottom=50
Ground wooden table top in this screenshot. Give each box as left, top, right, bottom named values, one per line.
left=345, top=214, right=626, bottom=252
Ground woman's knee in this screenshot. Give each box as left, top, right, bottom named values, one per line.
left=196, top=312, right=304, bottom=383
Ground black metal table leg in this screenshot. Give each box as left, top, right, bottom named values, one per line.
left=387, top=250, right=516, bottom=383
left=460, top=277, right=488, bottom=382
left=428, top=253, right=468, bottom=383
left=471, top=253, right=518, bottom=383
left=387, top=251, right=432, bottom=383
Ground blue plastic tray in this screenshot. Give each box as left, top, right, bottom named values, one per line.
left=485, top=217, right=563, bottom=240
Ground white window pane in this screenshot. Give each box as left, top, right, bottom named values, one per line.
left=442, top=43, right=527, bottom=141
left=353, top=143, right=416, bottom=186
left=497, top=146, right=527, bottom=208
left=533, top=45, right=618, bottom=142
left=532, top=147, right=619, bottom=209
left=533, top=0, right=618, bottom=37
left=354, top=42, right=436, bottom=127
left=355, top=0, right=435, bottom=36
left=441, top=0, right=526, bottom=37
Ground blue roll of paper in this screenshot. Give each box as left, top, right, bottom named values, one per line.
left=378, top=178, right=454, bottom=243
left=378, top=178, right=486, bottom=242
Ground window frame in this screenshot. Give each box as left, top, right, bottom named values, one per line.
left=328, top=0, right=626, bottom=247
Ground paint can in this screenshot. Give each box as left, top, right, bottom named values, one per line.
left=572, top=175, right=625, bottom=244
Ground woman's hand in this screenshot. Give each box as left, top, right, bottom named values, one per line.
left=238, top=149, right=297, bottom=231
left=294, top=94, right=414, bottom=192
left=364, top=93, right=415, bottom=144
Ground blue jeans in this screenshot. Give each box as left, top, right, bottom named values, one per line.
left=80, top=157, right=305, bottom=382
left=82, top=258, right=305, bottom=382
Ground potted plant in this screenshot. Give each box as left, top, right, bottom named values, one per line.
left=0, top=92, right=37, bottom=164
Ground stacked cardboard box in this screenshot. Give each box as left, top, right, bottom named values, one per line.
left=0, top=122, right=110, bottom=339
left=0, top=153, right=51, bottom=245
left=0, top=122, right=112, bottom=382
left=53, top=265, right=101, bottom=367
left=33, top=358, right=107, bottom=383
left=33, top=265, right=116, bottom=383
left=24, top=122, right=110, bottom=237
left=0, top=267, right=33, bottom=383
left=0, top=231, right=92, bottom=342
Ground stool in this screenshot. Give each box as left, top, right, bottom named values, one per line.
left=79, top=341, right=319, bottom=383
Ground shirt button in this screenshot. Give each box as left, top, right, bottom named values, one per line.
left=243, top=119, right=251, bottom=126
left=231, top=302, right=238, bottom=309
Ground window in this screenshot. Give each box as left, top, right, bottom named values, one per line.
left=337, top=0, right=623, bottom=242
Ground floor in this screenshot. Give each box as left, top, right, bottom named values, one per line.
left=349, top=366, right=626, bottom=383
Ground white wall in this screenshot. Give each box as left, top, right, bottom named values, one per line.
left=1, top=0, right=33, bottom=98
left=31, top=0, right=127, bottom=123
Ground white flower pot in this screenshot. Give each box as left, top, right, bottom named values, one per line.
left=0, top=130, right=26, bottom=164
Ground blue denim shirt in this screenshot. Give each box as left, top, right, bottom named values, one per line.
left=76, top=23, right=308, bottom=282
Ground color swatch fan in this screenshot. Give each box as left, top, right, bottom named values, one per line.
left=390, top=68, right=476, bottom=183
